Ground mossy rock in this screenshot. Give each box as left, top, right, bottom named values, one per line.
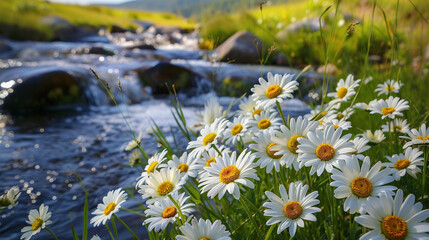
left=135, top=62, right=200, bottom=94
left=2, top=69, right=88, bottom=112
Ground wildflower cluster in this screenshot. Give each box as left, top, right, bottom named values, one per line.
left=4, top=73, right=429, bottom=240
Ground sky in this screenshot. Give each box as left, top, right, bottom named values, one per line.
left=50, top=0, right=133, bottom=5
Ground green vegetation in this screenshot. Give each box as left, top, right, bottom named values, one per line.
left=200, top=0, right=429, bottom=118
left=0, top=0, right=195, bottom=41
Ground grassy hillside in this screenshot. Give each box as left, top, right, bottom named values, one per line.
left=199, top=0, right=429, bottom=118
left=0, top=0, right=195, bottom=41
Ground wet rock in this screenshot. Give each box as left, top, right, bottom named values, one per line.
left=148, top=26, right=186, bottom=35
left=124, top=43, right=156, bottom=50
left=316, top=63, right=338, bottom=76
left=88, top=46, right=115, bottom=56
left=1, top=68, right=93, bottom=112
left=0, top=41, right=12, bottom=54
left=277, top=18, right=326, bottom=40
left=110, top=25, right=130, bottom=33
left=273, top=53, right=289, bottom=66
left=217, top=76, right=256, bottom=97
left=134, top=21, right=154, bottom=30
left=39, top=16, right=96, bottom=42
left=134, top=62, right=201, bottom=94
left=212, top=31, right=263, bottom=64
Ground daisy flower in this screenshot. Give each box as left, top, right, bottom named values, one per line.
left=327, top=74, right=361, bottom=103
left=90, top=235, right=101, bottom=240
left=168, top=152, right=199, bottom=179
left=200, top=96, right=225, bottom=126
left=271, top=116, right=318, bottom=171
left=384, top=147, right=424, bottom=180
left=177, top=218, right=231, bottom=240
left=90, top=188, right=128, bottom=227
left=199, top=150, right=259, bottom=200
left=318, top=118, right=352, bottom=131
left=238, top=96, right=257, bottom=116
left=305, top=106, right=336, bottom=122
left=248, top=109, right=281, bottom=133
left=136, top=149, right=168, bottom=188
left=335, top=107, right=355, bottom=121
left=21, top=204, right=52, bottom=240
left=368, top=96, right=409, bottom=119
left=0, top=186, right=20, bottom=209
left=187, top=117, right=228, bottom=159
left=251, top=72, right=298, bottom=109
left=138, top=168, right=186, bottom=204
left=330, top=156, right=396, bottom=214
left=250, top=129, right=287, bottom=173
left=362, top=130, right=386, bottom=144
left=125, top=132, right=142, bottom=151
left=381, top=118, right=410, bottom=134
left=223, top=114, right=250, bottom=145
left=144, top=192, right=195, bottom=232
left=263, top=182, right=321, bottom=237
left=355, top=189, right=429, bottom=240
left=194, top=147, right=229, bottom=178
left=401, top=123, right=429, bottom=148
left=353, top=102, right=371, bottom=110
left=350, top=137, right=371, bottom=160
left=375, top=79, right=403, bottom=96
left=297, top=126, right=354, bottom=176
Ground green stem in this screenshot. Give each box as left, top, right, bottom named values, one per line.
left=212, top=144, right=223, bottom=156
left=113, top=214, right=140, bottom=240
left=167, top=194, right=186, bottom=226
left=238, top=197, right=264, bottom=238
left=422, top=146, right=428, bottom=200
left=105, top=224, right=115, bottom=240
left=120, top=208, right=146, bottom=217
left=45, top=227, right=59, bottom=240
left=276, top=101, right=288, bottom=127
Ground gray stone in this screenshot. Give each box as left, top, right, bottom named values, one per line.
left=212, top=31, right=263, bottom=64
left=277, top=18, right=326, bottom=40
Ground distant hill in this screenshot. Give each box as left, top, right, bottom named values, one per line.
left=106, top=0, right=287, bottom=17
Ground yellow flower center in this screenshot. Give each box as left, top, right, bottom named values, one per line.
left=382, top=107, right=395, bottom=115
left=314, top=111, right=327, bottom=121
left=231, top=124, right=243, bottom=135
left=203, top=133, right=217, bottom=146
left=381, top=216, right=407, bottom=240
left=146, top=161, right=158, bottom=174
left=394, top=159, right=410, bottom=170
left=177, top=163, right=189, bottom=173
left=337, top=113, right=344, bottom=120
left=385, top=86, right=395, bottom=92
left=337, top=87, right=348, bottom=99
left=32, top=218, right=44, bottom=231
left=351, top=177, right=373, bottom=198
left=266, top=143, right=282, bottom=159
left=252, top=109, right=262, bottom=119
left=288, top=135, right=303, bottom=154
left=315, top=144, right=335, bottom=161
left=334, top=125, right=340, bottom=130
left=104, top=202, right=117, bottom=216
left=162, top=206, right=177, bottom=218
left=157, top=181, right=174, bottom=196
left=199, top=238, right=212, bottom=240
left=283, top=201, right=303, bottom=220
left=205, top=157, right=216, bottom=167
left=257, top=119, right=271, bottom=129
left=395, top=126, right=402, bottom=131
left=417, top=135, right=429, bottom=141
left=219, top=165, right=240, bottom=184
left=265, top=84, right=283, bottom=99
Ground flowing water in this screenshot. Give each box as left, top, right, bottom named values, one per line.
left=0, top=29, right=312, bottom=239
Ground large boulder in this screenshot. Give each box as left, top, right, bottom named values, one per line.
left=277, top=18, right=326, bottom=40
left=1, top=68, right=92, bottom=112
left=212, top=31, right=263, bottom=64
left=134, top=62, right=201, bottom=94
left=0, top=41, right=12, bottom=54
left=39, top=16, right=96, bottom=42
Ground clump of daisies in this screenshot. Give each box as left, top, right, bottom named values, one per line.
left=11, top=71, right=429, bottom=240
